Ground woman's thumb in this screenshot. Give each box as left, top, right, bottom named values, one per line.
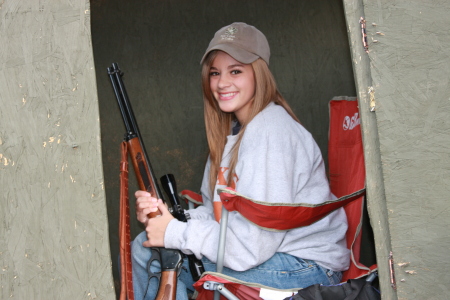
left=157, top=199, right=169, bottom=214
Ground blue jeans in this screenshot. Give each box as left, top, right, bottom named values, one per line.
left=131, top=231, right=341, bottom=300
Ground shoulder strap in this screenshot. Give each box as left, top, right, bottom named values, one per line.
left=119, top=141, right=134, bottom=300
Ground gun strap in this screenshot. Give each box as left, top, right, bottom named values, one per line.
left=119, top=141, right=135, bottom=300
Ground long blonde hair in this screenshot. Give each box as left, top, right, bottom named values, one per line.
left=201, top=50, right=300, bottom=195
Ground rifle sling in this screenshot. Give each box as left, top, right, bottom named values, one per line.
left=120, top=141, right=135, bottom=300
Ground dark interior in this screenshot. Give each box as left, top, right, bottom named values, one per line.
left=91, top=0, right=376, bottom=296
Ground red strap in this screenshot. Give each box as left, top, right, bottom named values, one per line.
left=119, top=142, right=134, bottom=300
left=179, top=189, right=204, bottom=205
left=218, top=188, right=366, bottom=231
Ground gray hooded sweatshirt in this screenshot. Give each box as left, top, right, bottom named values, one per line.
left=165, top=102, right=350, bottom=272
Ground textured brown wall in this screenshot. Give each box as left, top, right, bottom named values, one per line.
left=91, top=0, right=357, bottom=293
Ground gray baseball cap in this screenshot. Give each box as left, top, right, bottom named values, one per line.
left=200, top=22, right=270, bottom=65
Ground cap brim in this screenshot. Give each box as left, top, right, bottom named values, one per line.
left=200, top=43, right=260, bottom=65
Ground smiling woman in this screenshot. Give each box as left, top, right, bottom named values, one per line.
left=90, top=1, right=369, bottom=298
left=131, top=22, right=349, bottom=300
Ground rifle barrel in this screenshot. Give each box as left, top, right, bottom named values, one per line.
left=108, top=63, right=163, bottom=199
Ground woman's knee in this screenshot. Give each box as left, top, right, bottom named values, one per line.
left=131, top=231, right=151, bottom=264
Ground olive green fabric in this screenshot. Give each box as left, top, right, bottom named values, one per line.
left=355, top=0, right=450, bottom=299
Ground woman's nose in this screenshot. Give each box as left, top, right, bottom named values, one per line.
left=217, top=75, right=231, bottom=89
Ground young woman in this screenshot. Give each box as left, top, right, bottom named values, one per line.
left=132, top=22, right=349, bottom=300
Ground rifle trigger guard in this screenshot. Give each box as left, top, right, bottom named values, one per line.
left=147, top=248, right=162, bottom=282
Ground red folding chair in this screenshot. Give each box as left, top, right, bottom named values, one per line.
left=181, top=97, right=377, bottom=299
left=328, top=96, right=377, bottom=282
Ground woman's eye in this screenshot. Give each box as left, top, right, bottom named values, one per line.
left=231, top=70, right=242, bottom=75
left=209, top=71, right=219, bottom=76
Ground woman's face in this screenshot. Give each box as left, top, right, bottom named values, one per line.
left=209, top=51, right=256, bottom=124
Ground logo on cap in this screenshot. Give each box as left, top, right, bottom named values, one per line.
left=221, top=26, right=237, bottom=41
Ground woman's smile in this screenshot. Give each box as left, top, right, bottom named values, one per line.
left=219, top=92, right=238, bottom=100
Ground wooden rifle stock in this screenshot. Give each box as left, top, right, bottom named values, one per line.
left=108, top=63, right=180, bottom=300
left=127, top=138, right=180, bottom=300
left=156, top=272, right=178, bottom=300
left=127, top=137, right=162, bottom=217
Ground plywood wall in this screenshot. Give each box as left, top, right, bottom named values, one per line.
left=346, top=0, right=450, bottom=299
left=0, top=1, right=114, bottom=299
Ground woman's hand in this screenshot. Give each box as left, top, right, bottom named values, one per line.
left=142, top=199, right=174, bottom=247
left=135, top=190, right=175, bottom=248
left=135, top=190, right=159, bottom=224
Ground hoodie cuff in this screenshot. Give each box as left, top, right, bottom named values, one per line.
left=164, top=219, right=187, bottom=250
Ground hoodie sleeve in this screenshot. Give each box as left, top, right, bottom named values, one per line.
left=183, top=159, right=215, bottom=221
left=165, top=105, right=335, bottom=271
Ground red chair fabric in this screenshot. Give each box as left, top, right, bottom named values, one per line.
left=194, top=273, right=265, bottom=300
left=180, top=189, right=204, bottom=206
left=328, top=97, right=376, bottom=281
left=217, top=187, right=365, bottom=231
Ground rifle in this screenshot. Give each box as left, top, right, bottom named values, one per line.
left=107, top=63, right=204, bottom=300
